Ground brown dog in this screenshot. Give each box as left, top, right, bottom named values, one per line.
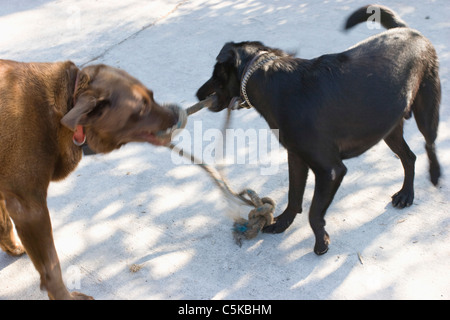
left=0, top=60, right=177, bottom=299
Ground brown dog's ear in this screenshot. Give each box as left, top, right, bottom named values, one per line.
left=61, top=93, right=98, bottom=131
left=61, top=66, right=111, bottom=131
left=72, top=69, right=91, bottom=99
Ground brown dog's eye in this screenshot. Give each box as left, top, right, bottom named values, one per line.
left=142, top=97, right=150, bottom=108
left=130, top=108, right=144, bottom=122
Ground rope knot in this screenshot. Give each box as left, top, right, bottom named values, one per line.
left=233, top=189, right=275, bottom=247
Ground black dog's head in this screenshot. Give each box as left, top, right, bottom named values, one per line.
left=196, top=41, right=270, bottom=112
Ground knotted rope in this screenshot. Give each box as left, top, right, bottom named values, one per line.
left=233, top=189, right=275, bottom=247
left=161, top=95, right=275, bottom=245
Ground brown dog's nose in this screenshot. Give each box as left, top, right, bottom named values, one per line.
left=155, top=104, right=187, bottom=139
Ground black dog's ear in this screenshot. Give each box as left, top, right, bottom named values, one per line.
left=217, top=42, right=239, bottom=66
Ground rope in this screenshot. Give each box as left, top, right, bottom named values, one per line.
left=185, top=96, right=217, bottom=115
left=233, top=189, right=275, bottom=247
left=166, top=95, right=276, bottom=245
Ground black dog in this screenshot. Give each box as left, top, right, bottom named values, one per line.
left=196, top=5, right=441, bottom=255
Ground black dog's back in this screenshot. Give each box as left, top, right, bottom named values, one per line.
left=294, top=24, right=438, bottom=160
left=344, top=5, right=441, bottom=184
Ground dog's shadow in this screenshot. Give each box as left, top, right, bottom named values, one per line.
left=22, top=122, right=447, bottom=300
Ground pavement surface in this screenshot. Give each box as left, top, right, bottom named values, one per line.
left=0, top=0, right=449, bottom=300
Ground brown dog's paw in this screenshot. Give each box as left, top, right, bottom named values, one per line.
left=70, top=292, right=94, bottom=300
left=0, top=241, right=25, bottom=256
left=9, top=244, right=25, bottom=256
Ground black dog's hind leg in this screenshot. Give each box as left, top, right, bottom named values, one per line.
left=412, top=73, right=441, bottom=186
left=263, top=151, right=309, bottom=233
left=309, top=161, right=347, bottom=255
left=384, top=121, right=417, bottom=208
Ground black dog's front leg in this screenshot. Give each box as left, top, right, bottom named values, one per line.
left=263, top=152, right=308, bottom=233
left=309, top=163, right=347, bottom=255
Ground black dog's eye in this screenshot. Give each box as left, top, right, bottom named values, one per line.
left=214, top=64, right=229, bottom=80
left=213, top=77, right=225, bottom=89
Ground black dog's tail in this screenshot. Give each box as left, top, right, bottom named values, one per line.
left=345, top=5, right=408, bottom=30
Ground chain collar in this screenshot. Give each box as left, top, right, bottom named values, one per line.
left=238, top=51, right=279, bottom=109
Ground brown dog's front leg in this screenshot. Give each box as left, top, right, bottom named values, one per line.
left=309, top=163, right=347, bottom=255
left=7, top=195, right=93, bottom=300
left=263, top=152, right=309, bottom=233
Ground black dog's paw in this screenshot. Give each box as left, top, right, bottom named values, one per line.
left=429, top=162, right=441, bottom=186
left=262, top=211, right=296, bottom=234
left=391, top=189, right=414, bottom=208
left=263, top=220, right=290, bottom=234
left=314, top=231, right=330, bottom=255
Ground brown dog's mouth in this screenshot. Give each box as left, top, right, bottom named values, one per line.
left=135, top=131, right=171, bottom=146
left=134, top=106, right=186, bottom=146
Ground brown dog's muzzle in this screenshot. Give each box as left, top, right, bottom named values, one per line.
left=130, top=102, right=187, bottom=147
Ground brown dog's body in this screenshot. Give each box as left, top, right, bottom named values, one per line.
left=0, top=60, right=177, bottom=299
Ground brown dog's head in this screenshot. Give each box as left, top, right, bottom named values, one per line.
left=61, top=64, right=178, bottom=153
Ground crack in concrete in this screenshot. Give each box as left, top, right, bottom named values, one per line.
left=80, top=0, right=190, bottom=67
